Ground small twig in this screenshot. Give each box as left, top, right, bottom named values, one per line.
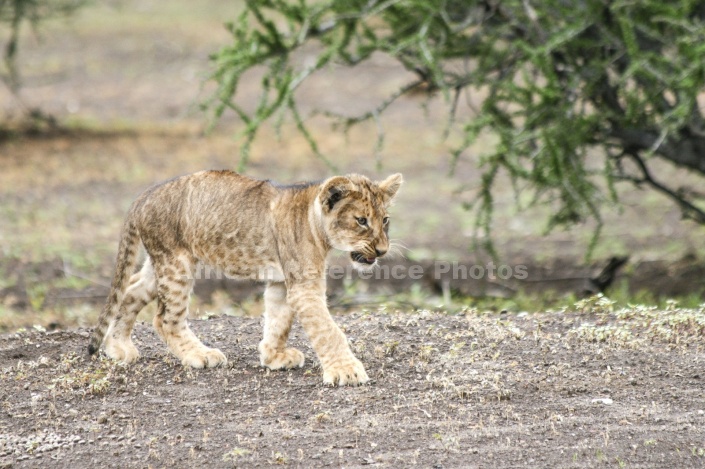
left=646, top=128, right=668, bottom=155
left=522, top=0, right=546, bottom=42
left=621, top=151, right=705, bottom=224
left=443, top=85, right=462, bottom=140
left=324, top=79, right=425, bottom=127
left=288, top=98, right=338, bottom=172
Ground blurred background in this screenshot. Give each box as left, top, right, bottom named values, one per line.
left=1, top=0, right=704, bottom=331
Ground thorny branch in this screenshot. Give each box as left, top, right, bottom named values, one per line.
left=617, top=151, right=705, bottom=224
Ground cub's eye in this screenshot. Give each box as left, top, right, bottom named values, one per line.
left=356, top=217, right=368, bottom=227
left=383, top=216, right=390, bottom=225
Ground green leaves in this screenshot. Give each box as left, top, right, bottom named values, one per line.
left=206, top=0, right=705, bottom=257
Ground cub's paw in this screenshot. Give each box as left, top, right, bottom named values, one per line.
left=260, top=347, right=305, bottom=370
left=322, top=358, right=369, bottom=386
left=104, top=338, right=140, bottom=364
left=181, top=347, right=227, bottom=369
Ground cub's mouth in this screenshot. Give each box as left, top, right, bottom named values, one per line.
left=351, top=251, right=376, bottom=265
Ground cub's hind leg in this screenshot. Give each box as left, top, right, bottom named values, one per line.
left=259, top=282, right=305, bottom=370
left=104, top=258, right=157, bottom=363
left=152, top=254, right=227, bottom=369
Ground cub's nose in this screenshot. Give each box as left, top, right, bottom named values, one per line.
left=375, top=248, right=387, bottom=257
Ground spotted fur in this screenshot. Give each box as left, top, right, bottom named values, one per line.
left=88, top=171, right=403, bottom=386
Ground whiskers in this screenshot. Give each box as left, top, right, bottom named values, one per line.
left=385, top=239, right=409, bottom=260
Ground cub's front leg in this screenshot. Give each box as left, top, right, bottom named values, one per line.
left=287, top=280, right=369, bottom=386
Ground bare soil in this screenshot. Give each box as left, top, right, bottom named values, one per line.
left=2, top=310, right=705, bottom=468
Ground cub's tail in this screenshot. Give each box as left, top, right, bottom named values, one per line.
left=87, top=217, right=141, bottom=356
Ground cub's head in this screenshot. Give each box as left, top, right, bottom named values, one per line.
left=317, top=173, right=403, bottom=271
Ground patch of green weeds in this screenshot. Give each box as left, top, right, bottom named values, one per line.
left=312, top=412, right=331, bottom=424
left=569, top=296, right=705, bottom=347
left=573, top=293, right=616, bottom=315
left=447, top=342, right=466, bottom=358
left=596, top=448, right=605, bottom=461
left=417, top=344, right=438, bottom=363
left=384, top=340, right=399, bottom=356
left=26, top=284, right=49, bottom=311
left=47, top=352, right=124, bottom=396
left=272, top=452, right=289, bottom=464
left=570, top=324, right=635, bottom=346
left=374, top=274, right=705, bottom=318
left=431, top=432, right=460, bottom=451
left=223, top=447, right=250, bottom=462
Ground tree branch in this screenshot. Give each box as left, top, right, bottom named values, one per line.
left=619, top=151, right=705, bottom=224
left=611, top=127, right=705, bottom=175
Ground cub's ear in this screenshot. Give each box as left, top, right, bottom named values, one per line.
left=378, top=173, right=403, bottom=203
left=320, top=176, right=352, bottom=211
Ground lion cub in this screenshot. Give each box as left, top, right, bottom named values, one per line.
left=88, top=171, right=403, bottom=386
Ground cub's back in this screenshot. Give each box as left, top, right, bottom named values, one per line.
left=132, top=170, right=277, bottom=255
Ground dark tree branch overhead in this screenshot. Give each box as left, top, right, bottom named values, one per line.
left=616, top=150, right=705, bottom=225
left=206, top=0, right=705, bottom=256
left=612, top=127, right=705, bottom=176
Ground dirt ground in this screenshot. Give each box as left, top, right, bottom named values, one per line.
left=2, top=308, right=705, bottom=468
left=2, top=2, right=705, bottom=468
